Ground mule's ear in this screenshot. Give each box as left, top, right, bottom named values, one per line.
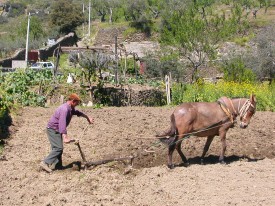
left=250, top=93, right=256, bottom=102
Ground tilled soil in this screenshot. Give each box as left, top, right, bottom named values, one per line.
left=0, top=106, right=275, bottom=206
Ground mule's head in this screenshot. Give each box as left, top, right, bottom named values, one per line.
left=239, top=94, right=256, bottom=128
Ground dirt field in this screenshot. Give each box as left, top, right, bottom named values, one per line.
left=0, top=106, right=275, bottom=206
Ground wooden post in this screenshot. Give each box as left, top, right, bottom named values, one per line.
left=123, top=52, right=127, bottom=82
left=115, top=35, right=119, bottom=86
left=53, top=44, right=61, bottom=78
left=133, top=53, right=137, bottom=79
left=169, top=72, right=172, bottom=103
left=60, top=95, right=64, bottom=104
left=165, top=75, right=171, bottom=105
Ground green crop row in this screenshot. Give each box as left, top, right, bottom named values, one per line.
left=172, top=80, right=275, bottom=111
left=0, top=68, right=56, bottom=143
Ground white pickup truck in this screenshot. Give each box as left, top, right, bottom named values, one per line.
left=30, top=61, right=54, bottom=70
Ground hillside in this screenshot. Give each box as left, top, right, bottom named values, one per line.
left=0, top=1, right=274, bottom=81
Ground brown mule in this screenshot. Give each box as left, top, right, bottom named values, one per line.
left=157, top=94, right=257, bottom=169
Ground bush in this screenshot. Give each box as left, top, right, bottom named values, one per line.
left=6, top=3, right=26, bottom=18
left=0, top=106, right=12, bottom=140
left=0, top=16, right=8, bottom=24
left=220, top=56, right=256, bottom=83
left=142, top=51, right=185, bottom=80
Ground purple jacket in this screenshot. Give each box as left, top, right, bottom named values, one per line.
left=47, top=103, right=83, bottom=134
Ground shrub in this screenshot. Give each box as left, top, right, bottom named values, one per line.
left=0, top=16, right=8, bottom=24
left=6, top=3, right=26, bottom=18
left=0, top=106, right=12, bottom=140
left=220, top=56, right=256, bottom=83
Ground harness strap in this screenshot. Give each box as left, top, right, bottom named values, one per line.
left=217, top=97, right=235, bottom=123
left=229, top=98, right=237, bottom=116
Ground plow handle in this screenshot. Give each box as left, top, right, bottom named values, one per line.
left=75, top=141, right=87, bottom=163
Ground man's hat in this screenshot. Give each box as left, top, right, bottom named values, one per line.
left=68, top=93, right=81, bottom=101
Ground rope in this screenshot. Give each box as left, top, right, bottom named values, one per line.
left=140, top=117, right=235, bottom=153
left=78, top=124, right=89, bottom=140
left=176, top=118, right=234, bottom=138
left=167, top=120, right=235, bottom=147
left=142, top=139, right=165, bottom=153
left=239, top=100, right=253, bottom=119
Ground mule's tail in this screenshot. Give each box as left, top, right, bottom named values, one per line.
left=156, top=114, right=177, bottom=145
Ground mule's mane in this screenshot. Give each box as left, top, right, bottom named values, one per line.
left=231, top=97, right=246, bottom=100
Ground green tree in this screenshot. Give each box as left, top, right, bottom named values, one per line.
left=16, top=15, right=44, bottom=40
left=161, top=6, right=217, bottom=82
left=123, top=0, right=160, bottom=36
left=193, top=0, right=216, bottom=25
left=143, top=49, right=185, bottom=81
left=245, top=24, right=275, bottom=80
left=221, top=56, right=256, bottom=83
left=78, top=51, right=114, bottom=102
left=160, top=1, right=251, bottom=82
left=49, top=0, right=84, bottom=34
left=6, top=2, right=26, bottom=18
left=257, top=0, right=272, bottom=12
left=91, top=0, right=109, bottom=22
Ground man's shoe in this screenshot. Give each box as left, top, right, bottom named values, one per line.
left=40, top=161, right=52, bottom=173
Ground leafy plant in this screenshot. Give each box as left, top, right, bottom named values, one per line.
left=92, top=103, right=104, bottom=109
left=0, top=69, right=54, bottom=108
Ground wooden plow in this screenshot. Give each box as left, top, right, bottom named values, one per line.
left=73, top=125, right=161, bottom=172
left=74, top=140, right=135, bottom=172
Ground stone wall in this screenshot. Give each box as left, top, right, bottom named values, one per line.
left=94, top=87, right=166, bottom=107
left=93, top=26, right=150, bottom=47
left=0, top=49, right=25, bottom=67
left=45, top=83, right=166, bottom=107
left=39, top=32, right=78, bottom=61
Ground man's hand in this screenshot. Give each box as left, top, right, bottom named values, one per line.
left=81, top=114, right=94, bottom=124
left=62, top=134, right=75, bottom=144
left=64, top=138, right=76, bottom=144
left=74, top=139, right=80, bottom=145
left=87, top=117, right=94, bottom=124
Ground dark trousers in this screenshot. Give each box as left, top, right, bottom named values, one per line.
left=44, top=128, right=63, bottom=169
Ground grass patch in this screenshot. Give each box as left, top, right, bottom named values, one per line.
left=99, top=21, right=129, bottom=29
left=233, top=36, right=251, bottom=47
left=0, top=144, right=3, bottom=155
left=122, top=27, right=138, bottom=38
left=233, top=32, right=255, bottom=46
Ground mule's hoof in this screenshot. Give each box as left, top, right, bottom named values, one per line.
left=167, top=164, right=175, bottom=169
left=201, top=159, right=205, bottom=165
left=183, top=162, right=190, bottom=167
left=219, top=160, right=227, bottom=165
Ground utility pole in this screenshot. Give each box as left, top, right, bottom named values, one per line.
left=88, top=0, right=91, bottom=37
left=25, top=12, right=31, bottom=67
left=82, top=3, right=85, bottom=37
